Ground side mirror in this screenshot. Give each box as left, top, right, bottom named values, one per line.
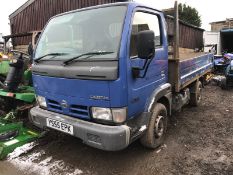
left=136, top=30, right=155, bottom=59
left=28, top=42, right=33, bottom=57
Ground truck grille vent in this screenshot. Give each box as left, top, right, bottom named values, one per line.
left=47, top=99, right=89, bottom=118
left=47, top=99, right=62, bottom=111
left=70, top=105, right=89, bottom=118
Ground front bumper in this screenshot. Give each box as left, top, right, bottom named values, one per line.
left=30, top=106, right=130, bottom=151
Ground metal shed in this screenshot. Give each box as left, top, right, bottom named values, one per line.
left=9, top=0, right=204, bottom=51
left=9, top=0, right=126, bottom=50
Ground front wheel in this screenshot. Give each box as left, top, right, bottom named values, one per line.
left=140, top=103, right=168, bottom=149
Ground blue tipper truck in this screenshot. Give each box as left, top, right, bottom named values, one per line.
left=30, top=1, right=213, bottom=151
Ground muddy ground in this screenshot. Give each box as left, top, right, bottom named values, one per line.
left=0, top=83, right=233, bottom=175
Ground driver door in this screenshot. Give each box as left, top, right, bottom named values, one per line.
left=127, top=10, right=168, bottom=117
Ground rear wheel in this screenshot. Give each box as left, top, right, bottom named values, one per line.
left=140, top=103, right=168, bottom=149
left=220, top=78, right=227, bottom=90
left=189, top=81, right=202, bottom=106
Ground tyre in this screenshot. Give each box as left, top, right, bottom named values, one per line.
left=140, top=103, right=168, bottom=149
left=189, top=81, right=202, bottom=106
left=220, top=78, right=227, bottom=90
left=0, top=130, right=19, bottom=141
left=0, top=75, right=5, bottom=83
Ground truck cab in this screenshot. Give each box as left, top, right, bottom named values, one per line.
left=30, top=2, right=212, bottom=150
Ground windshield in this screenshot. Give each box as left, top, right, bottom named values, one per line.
left=35, top=6, right=127, bottom=60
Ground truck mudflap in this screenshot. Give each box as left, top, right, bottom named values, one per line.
left=0, top=120, right=42, bottom=160
left=30, top=106, right=130, bottom=151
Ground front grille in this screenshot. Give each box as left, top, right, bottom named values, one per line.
left=47, top=98, right=89, bottom=118
left=47, top=99, right=62, bottom=111
left=70, top=105, right=89, bottom=118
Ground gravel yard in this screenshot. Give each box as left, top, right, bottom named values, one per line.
left=0, top=83, right=232, bottom=175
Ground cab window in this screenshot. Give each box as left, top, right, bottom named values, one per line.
left=130, top=12, right=161, bottom=57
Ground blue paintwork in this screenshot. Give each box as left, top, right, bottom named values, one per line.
left=231, top=60, right=233, bottom=68
left=225, top=53, right=233, bottom=59
left=214, top=53, right=233, bottom=66
left=33, top=75, right=112, bottom=120
left=32, top=2, right=213, bottom=122
left=214, top=53, right=233, bottom=74
left=180, top=54, right=213, bottom=85
left=214, top=57, right=224, bottom=66
left=225, top=60, right=233, bottom=76
left=125, top=5, right=168, bottom=118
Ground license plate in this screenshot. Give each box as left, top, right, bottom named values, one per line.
left=46, top=118, right=74, bottom=135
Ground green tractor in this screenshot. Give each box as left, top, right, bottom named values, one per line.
left=0, top=57, right=10, bottom=82
left=0, top=50, right=42, bottom=160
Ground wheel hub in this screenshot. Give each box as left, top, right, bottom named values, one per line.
left=197, top=85, right=202, bottom=102
left=154, top=115, right=164, bottom=138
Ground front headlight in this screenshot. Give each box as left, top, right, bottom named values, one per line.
left=36, top=96, right=47, bottom=108
left=92, top=107, right=112, bottom=121
left=91, top=107, right=127, bottom=123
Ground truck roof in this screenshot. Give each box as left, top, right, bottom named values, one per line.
left=50, top=2, right=203, bottom=32
left=51, top=2, right=163, bottom=19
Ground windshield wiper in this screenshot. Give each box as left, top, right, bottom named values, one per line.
left=63, top=51, right=114, bottom=66
left=34, top=53, right=68, bottom=63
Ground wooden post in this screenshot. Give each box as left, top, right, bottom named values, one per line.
left=174, top=1, right=179, bottom=59
left=3, top=38, right=8, bottom=54
left=173, top=1, right=180, bottom=92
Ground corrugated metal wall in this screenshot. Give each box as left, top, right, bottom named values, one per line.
left=10, top=0, right=119, bottom=45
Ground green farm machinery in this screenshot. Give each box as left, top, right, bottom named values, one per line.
left=0, top=58, right=10, bottom=82
left=0, top=50, right=42, bottom=160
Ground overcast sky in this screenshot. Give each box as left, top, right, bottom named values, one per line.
left=0, top=0, right=232, bottom=36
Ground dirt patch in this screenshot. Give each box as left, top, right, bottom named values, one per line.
left=1, top=84, right=233, bottom=175
left=0, top=161, right=26, bottom=175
